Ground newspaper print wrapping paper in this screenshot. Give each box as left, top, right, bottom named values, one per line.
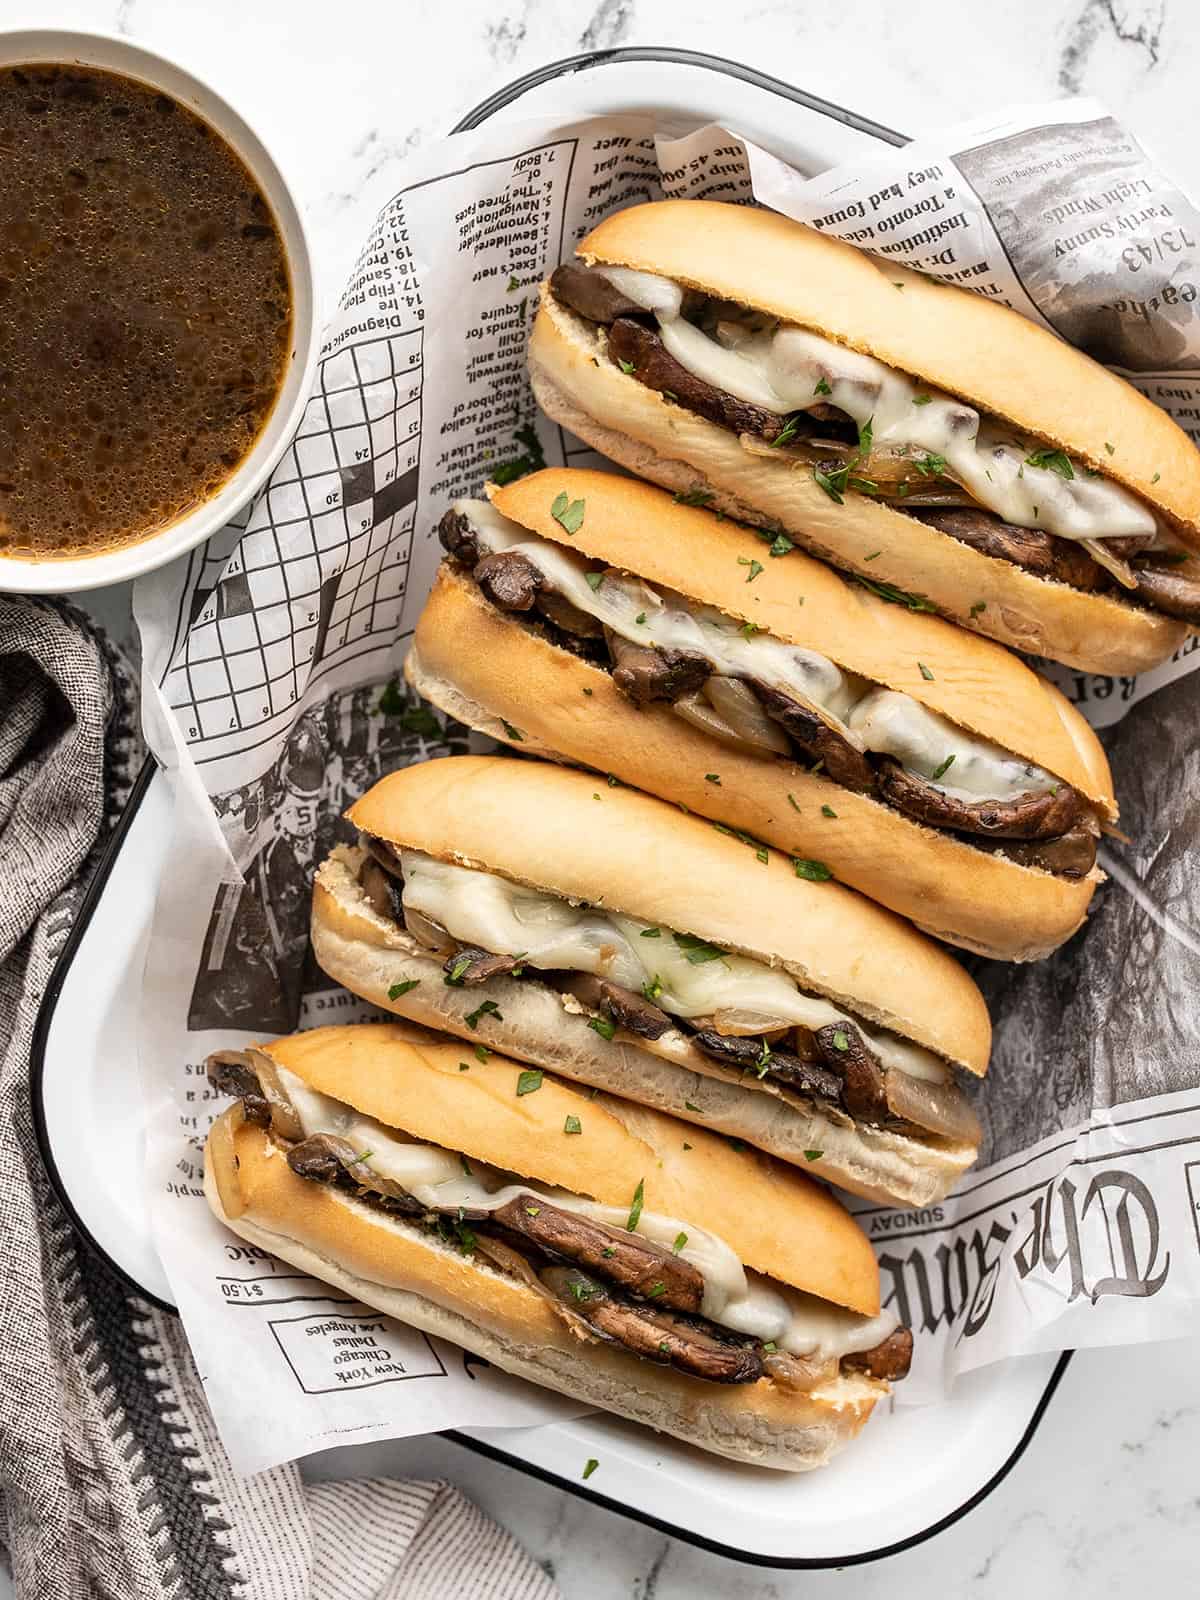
left=133, top=96, right=1200, bottom=1467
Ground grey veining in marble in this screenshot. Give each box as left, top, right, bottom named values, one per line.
left=12, top=0, right=1200, bottom=1592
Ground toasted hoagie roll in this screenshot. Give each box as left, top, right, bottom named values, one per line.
left=407, top=469, right=1115, bottom=961
left=205, top=1022, right=910, bottom=1471
left=530, top=199, right=1200, bottom=675
left=312, top=756, right=992, bottom=1208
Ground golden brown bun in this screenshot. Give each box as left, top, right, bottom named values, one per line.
left=206, top=1118, right=882, bottom=1471
left=312, top=849, right=977, bottom=1208
left=408, top=570, right=1098, bottom=961
left=259, top=1021, right=879, bottom=1314
left=345, top=754, right=990, bottom=1077
left=530, top=288, right=1190, bottom=676
left=488, top=467, right=1116, bottom=818
left=582, top=200, right=1200, bottom=535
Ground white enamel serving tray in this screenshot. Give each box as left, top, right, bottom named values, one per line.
left=34, top=49, right=1070, bottom=1568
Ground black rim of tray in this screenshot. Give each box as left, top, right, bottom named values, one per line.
left=32, top=46, right=1072, bottom=1570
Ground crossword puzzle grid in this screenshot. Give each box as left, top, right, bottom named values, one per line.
left=163, top=326, right=423, bottom=748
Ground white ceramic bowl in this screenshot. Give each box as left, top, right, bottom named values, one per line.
left=0, top=27, right=318, bottom=593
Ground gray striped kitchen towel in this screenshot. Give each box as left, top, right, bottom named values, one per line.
left=0, top=595, right=560, bottom=1600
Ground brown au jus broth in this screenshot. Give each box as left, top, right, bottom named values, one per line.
left=0, top=63, right=292, bottom=560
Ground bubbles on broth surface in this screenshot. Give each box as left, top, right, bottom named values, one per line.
left=0, top=63, right=292, bottom=559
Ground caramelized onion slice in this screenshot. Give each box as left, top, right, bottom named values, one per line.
left=672, top=691, right=763, bottom=755
left=885, top=1067, right=982, bottom=1145
left=402, top=907, right=458, bottom=957
left=703, top=676, right=793, bottom=755
left=207, top=1103, right=247, bottom=1219
left=245, top=1047, right=305, bottom=1142
left=707, top=1007, right=796, bottom=1038
left=1082, top=537, right=1139, bottom=590
left=762, top=1348, right=838, bottom=1391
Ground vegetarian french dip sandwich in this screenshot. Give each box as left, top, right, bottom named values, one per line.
left=312, top=756, right=992, bottom=1208
left=531, top=198, right=1200, bottom=674
left=409, top=469, right=1116, bottom=962
left=205, top=1022, right=911, bottom=1470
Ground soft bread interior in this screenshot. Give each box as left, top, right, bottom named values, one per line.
left=206, top=1129, right=882, bottom=1472
left=313, top=852, right=978, bottom=1209
left=406, top=567, right=1101, bottom=964
left=529, top=288, right=1188, bottom=678
left=346, top=755, right=991, bottom=1078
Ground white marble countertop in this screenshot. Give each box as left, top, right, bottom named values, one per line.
left=7, top=0, right=1199, bottom=1592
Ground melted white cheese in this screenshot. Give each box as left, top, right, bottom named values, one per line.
left=457, top=498, right=1053, bottom=803
left=601, top=267, right=1156, bottom=544
left=399, top=848, right=948, bottom=1085
left=847, top=689, right=1054, bottom=803
left=275, top=1064, right=897, bottom=1358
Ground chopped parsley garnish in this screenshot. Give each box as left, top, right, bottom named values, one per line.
left=443, top=956, right=472, bottom=987
left=768, top=532, right=795, bottom=557
left=588, top=1016, right=616, bottom=1041
left=864, top=549, right=881, bottom=561
left=602, top=1247, right=615, bottom=1258
left=1025, top=448, right=1074, bottom=479
left=755, top=1037, right=772, bottom=1077
left=684, top=1100, right=701, bottom=1112
left=464, top=998, right=502, bottom=1029
left=516, top=1069, right=543, bottom=1097
left=354, top=1149, right=373, bottom=1164
left=507, top=274, right=519, bottom=291
left=564, top=1114, right=582, bottom=1135
left=854, top=574, right=938, bottom=611
left=857, top=416, right=874, bottom=456
left=550, top=490, right=586, bottom=535
left=912, top=394, right=932, bottom=406
left=582, top=687, right=593, bottom=696
left=672, top=1231, right=688, bottom=1254
left=490, top=421, right=546, bottom=486
left=672, top=487, right=715, bottom=507
left=787, top=792, right=802, bottom=813
left=459, top=1062, right=470, bottom=1071
left=705, top=772, right=721, bottom=784
left=930, top=753, right=956, bottom=782
left=568, top=1279, right=597, bottom=1302
left=738, top=621, right=762, bottom=641
left=618, top=359, right=637, bottom=374
left=658, top=1341, right=670, bottom=1354
left=813, top=377, right=833, bottom=397
left=727, top=1138, right=748, bottom=1152
left=647, top=1283, right=667, bottom=1299
left=712, top=821, right=769, bottom=863
left=501, top=720, right=524, bottom=742
left=582, top=1458, right=600, bottom=1480
left=892, top=281, right=905, bottom=290
left=762, top=1340, right=778, bottom=1352
left=626, top=1178, right=645, bottom=1232
left=738, top=556, right=765, bottom=582
left=1152, top=471, right=1161, bottom=484
left=388, top=979, right=420, bottom=999
left=970, top=599, right=987, bottom=616
left=914, top=451, right=947, bottom=478
left=919, top=661, right=935, bottom=681
left=377, top=689, right=443, bottom=736
left=640, top=926, right=662, bottom=939
left=606, top=773, right=619, bottom=787
left=641, top=974, right=664, bottom=1003
left=832, top=1029, right=850, bottom=1052
left=673, top=931, right=726, bottom=964
left=770, top=414, right=802, bottom=448
left=585, top=570, right=605, bottom=591
left=803, top=1151, right=823, bottom=1162
left=813, top=461, right=849, bottom=504
left=1104, top=441, right=1115, bottom=454
left=474, top=1044, right=490, bottom=1063
left=460, top=1153, right=473, bottom=1178
left=821, top=804, right=838, bottom=818
left=792, top=857, right=832, bottom=882
left=682, top=1141, right=693, bottom=1151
